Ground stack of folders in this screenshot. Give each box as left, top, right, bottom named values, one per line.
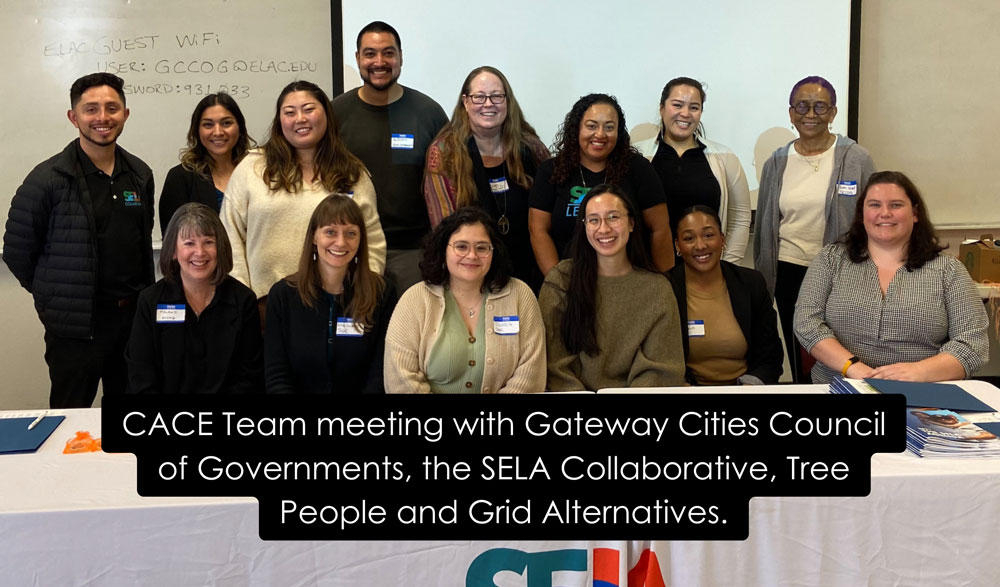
left=830, top=378, right=1000, bottom=458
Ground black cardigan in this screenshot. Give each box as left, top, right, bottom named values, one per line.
left=264, top=278, right=398, bottom=394
left=668, top=260, right=784, bottom=384
left=159, top=164, right=222, bottom=236
left=125, top=276, right=263, bottom=393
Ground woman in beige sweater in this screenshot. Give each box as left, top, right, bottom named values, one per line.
left=539, top=184, right=685, bottom=391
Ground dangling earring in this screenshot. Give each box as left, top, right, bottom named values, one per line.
left=353, top=256, right=359, bottom=264
left=828, top=123, right=833, bottom=132
left=312, top=249, right=317, bottom=261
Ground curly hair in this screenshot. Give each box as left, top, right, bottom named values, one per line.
left=179, top=92, right=255, bottom=179
left=843, top=171, right=945, bottom=270
left=550, top=93, right=635, bottom=186
left=288, top=195, right=385, bottom=328
left=561, top=184, right=654, bottom=355
left=262, top=80, right=363, bottom=194
left=432, top=66, right=547, bottom=208
left=420, top=207, right=512, bottom=293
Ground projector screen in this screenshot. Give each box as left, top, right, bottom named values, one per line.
left=341, top=0, right=853, bottom=201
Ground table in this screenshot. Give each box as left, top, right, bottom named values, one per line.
left=2, top=382, right=1000, bottom=586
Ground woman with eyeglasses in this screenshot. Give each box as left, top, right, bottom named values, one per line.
left=384, top=207, right=545, bottom=393
left=753, top=75, right=875, bottom=382
left=539, top=184, right=685, bottom=391
left=668, top=206, right=783, bottom=385
left=634, top=77, right=752, bottom=263
left=528, top=93, right=674, bottom=277
left=424, top=66, right=551, bottom=291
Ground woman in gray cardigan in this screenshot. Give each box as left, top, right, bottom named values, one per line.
left=752, top=75, right=875, bottom=382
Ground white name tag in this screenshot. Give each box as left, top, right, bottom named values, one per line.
left=489, top=177, right=509, bottom=193
left=837, top=181, right=858, bottom=196
left=156, top=304, right=186, bottom=323
left=687, top=320, right=706, bottom=337
left=336, top=317, right=364, bottom=337
left=390, top=133, right=415, bottom=150
left=493, top=316, right=520, bottom=335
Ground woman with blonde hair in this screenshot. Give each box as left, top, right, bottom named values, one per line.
left=424, top=66, right=550, bottom=290
left=223, top=80, right=386, bottom=308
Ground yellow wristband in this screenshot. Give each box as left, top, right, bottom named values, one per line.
left=842, top=356, right=860, bottom=377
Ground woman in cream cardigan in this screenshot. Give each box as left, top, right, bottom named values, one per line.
left=635, top=77, right=751, bottom=263
left=384, top=207, right=545, bottom=393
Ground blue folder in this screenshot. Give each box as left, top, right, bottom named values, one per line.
left=0, top=416, right=65, bottom=454
left=864, top=378, right=995, bottom=412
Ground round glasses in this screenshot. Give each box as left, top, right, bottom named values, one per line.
left=584, top=212, right=626, bottom=229
left=791, top=101, right=831, bottom=115
left=448, top=241, right=494, bottom=257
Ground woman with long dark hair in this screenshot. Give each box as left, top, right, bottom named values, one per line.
left=538, top=184, right=685, bottom=390
left=265, top=195, right=396, bottom=393
left=159, top=93, right=255, bottom=233
left=528, top=93, right=674, bottom=276
left=222, top=80, right=386, bottom=304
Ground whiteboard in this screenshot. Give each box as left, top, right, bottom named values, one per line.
left=0, top=0, right=336, bottom=239
left=340, top=0, right=853, bottom=196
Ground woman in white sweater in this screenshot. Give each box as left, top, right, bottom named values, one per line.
left=223, top=80, right=386, bottom=304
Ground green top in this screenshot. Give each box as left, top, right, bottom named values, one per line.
left=426, top=291, right=487, bottom=393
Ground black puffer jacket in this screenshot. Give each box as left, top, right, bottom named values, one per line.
left=3, top=140, right=155, bottom=338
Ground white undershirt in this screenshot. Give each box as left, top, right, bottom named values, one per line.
left=777, top=140, right=836, bottom=266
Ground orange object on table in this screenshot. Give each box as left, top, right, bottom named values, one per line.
left=63, top=431, right=102, bottom=454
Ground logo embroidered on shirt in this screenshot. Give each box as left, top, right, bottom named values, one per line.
left=123, top=191, right=142, bottom=207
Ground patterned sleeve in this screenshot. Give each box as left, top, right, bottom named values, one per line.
left=422, top=139, right=457, bottom=227
left=794, top=244, right=840, bottom=351
left=940, top=257, right=990, bottom=376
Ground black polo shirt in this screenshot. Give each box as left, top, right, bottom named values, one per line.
left=75, top=142, right=147, bottom=300
left=651, top=137, right=721, bottom=234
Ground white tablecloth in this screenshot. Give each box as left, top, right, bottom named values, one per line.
left=2, top=382, right=999, bottom=586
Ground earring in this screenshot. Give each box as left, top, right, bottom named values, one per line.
left=829, top=123, right=833, bottom=132
left=312, top=249, right=317, bottom=261
left=353, top=256, right=359, bottom=264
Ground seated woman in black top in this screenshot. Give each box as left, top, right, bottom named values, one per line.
left=265, top=194, right=397, bottom=393
left=126, top=202, right=263, bottom=393
left=159, top=92, right=255, bottom=234
left=668, top=206, right=783, bottom=385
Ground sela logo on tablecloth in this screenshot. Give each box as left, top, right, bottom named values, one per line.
left=465, top=547, right=665, bottom=587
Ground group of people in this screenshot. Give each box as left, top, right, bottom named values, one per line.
left=3, top=21, right=990, bottom=407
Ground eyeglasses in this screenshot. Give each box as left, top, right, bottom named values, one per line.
left=791, top=101, right=832, bottom=115
left=449, top=241, right=494, bottom=257
left=465, top=93, right=507, bottom=105
left=584, top=212, right=626, bottom=229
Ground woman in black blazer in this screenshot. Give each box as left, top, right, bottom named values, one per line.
left=265, top=194, right=397, bottom=394
left=668, top=206, right=783, bottom=385
left=126, top=203, right=263, bottom=393
left=159, top=92, right=255, bottom=235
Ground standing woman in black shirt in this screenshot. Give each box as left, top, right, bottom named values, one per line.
left=528, top=93, right=674, bottom=275
left=635, top=77, right=752, bottom=263
left=265, top=194, right=398, bottom=393
left=126, top=203, right=263, bottom=393
left=159, top=93, right=255, bottom=234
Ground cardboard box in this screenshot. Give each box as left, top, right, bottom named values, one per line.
left=960, top=235, right=1000, bottom=282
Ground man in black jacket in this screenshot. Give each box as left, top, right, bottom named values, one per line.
left=3, top=73, right=155, bottom=408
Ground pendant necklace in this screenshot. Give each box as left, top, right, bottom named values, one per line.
left=490, top=161, right=510, bottom=235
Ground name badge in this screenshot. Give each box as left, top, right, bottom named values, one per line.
left=489, top=177, right=509, bottom=193
left=688, top=320, right=706, bottom=337
left=336, top=317, right=364, bottom=337
left=156, top=304, right=186, bottom=323
left=390, top=134, right=415, bottom=150
left=493, top=316, right=520, bottom=335
left=837, top=181, right=858, bottom=196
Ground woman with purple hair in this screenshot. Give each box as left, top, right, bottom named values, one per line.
left=752, top=75, right=875, bottom=383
